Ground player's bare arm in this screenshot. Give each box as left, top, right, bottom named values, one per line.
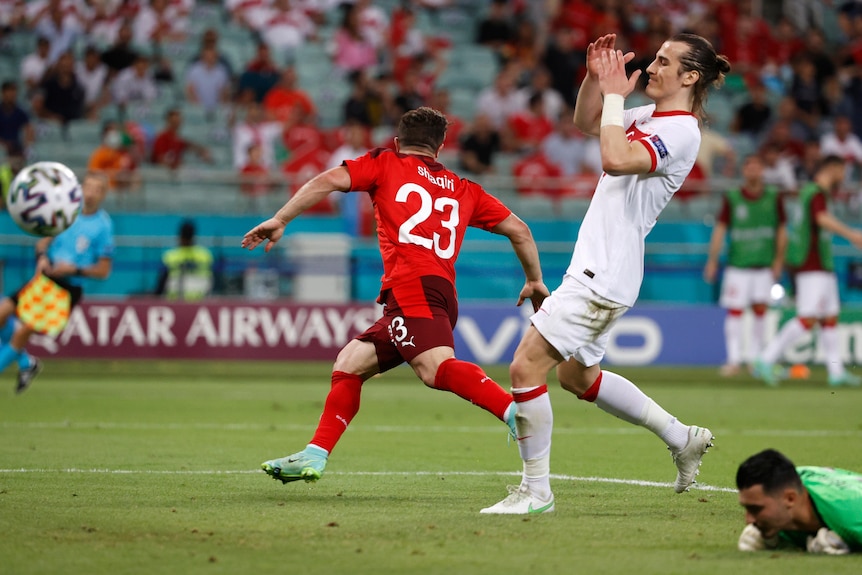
left=597, top=49, right=650, bottom=175
left=242, top=166, right=352, bottom=252
left=490, top=213, right=548, bottom=310
left=704, top=221, right=727, bottom=283
left=772, top=224, right=788, bottom=279
left=815, top=211, right=862, bottom=249
left=48, top=257, right=112, bottom=280
left=574, top=34, right=619, bottom=136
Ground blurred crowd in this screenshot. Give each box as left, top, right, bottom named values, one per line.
left=0, top=0, right=861, bottom=216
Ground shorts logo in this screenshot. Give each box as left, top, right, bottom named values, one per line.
left=649, top=134, right=668, bottom=159
left=388, top=316, right=415, bottom=348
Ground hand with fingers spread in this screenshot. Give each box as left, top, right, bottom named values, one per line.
left=585, top=34, right=618, bottom=80
left=241, top=217, right=287, bottom=253
left=596, top=49, right=642, bottom=99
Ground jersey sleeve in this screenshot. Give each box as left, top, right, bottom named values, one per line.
left=639, top=117, right=699, bottom=175
left=717, top=196, right=731, bottom=225
left=95, top=215, right=115, bottom=259
left=342, top=149, right=386, bottom=193
left=467, top=185, right=512, bottom=230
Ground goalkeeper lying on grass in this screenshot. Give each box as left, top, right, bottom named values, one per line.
left=736, top=448, right=862, bottom=554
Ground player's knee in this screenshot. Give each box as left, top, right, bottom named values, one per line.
left=799, top=317, right=817, bottom=329
left=751, top=304, right=768, bottom=316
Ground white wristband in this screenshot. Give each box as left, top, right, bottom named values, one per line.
left=600, top=93, right=625, bottom=128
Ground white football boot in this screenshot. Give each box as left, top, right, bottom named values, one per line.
left=480, top=484, right=555, bottom=515
left=670, top=425, right=714, bottom=493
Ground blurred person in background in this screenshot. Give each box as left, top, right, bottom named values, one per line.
left=31, top=0, right=82, bottom=64
left=0, top=81, right=34, bottom=157
left=155, top=219, right=213, bottom=301
left=476, top=0, right=515, bottom=62
left=32, top=51, right=85, bottom=126
left=257, top=0, right=316, bottom=57
left=132, top=0, right=188, bottom=45
left=20, top=36, right=51, bottom=97
left=262, top=66, right=316, bottom=123
left=184, top=44, right=232, bottom=116
left=190, top=28, right=234, bottom=80
left=458, top=113, right=501, bottom=176
left=235, top=41, right=280, bottom=104
left=327, top=120, right=372, bottom=236
left=730, top=80, right=772, bottom=145
left=696, top=127, right=737, bottom=180
left=515, top=66, right=565, bottom=123
left=507, top=92, right=554, bottom=154
left=760, top=142, right=799, bottom=193
left=238, top=142, right=277, bottom=212
left=88, top=120, right=139, bottom=191
left=737, top=448, right=862, bottom=554
left=111, top=53, right=158, bottom=108
left=242, top=106, right=548, bottom=486
left=75, top=45, right=109, bottom=120
left=703, top=154, right=787, bottom=377
left=482, top=32, right=728, bottom=515
left=100, top=21, right=138, bottom=76
left=0, top=171, right=113, bottom=394
left=820, top=114, right=862, bottom=181
left=232, top=103, right=283, bottom=171
left=753, top=155, right=862, bottom=387
left=151, top=108, right=212, bottom=170
left=541, top=107, right=595, bottom=178
left=476, top=64, right=522, bottom=130
left=332, top=2, right=378, bottom=75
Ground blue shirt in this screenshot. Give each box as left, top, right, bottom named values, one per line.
left=0, top=104, right=30, bottom=149
left=48, top=209, right=114, bottom=286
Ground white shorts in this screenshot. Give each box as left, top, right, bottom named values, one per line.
left=530, top=274, right=629, bottom=367
left=719, top=266, right=774, bottom=309
left=795, top=271, right=840, bottom=318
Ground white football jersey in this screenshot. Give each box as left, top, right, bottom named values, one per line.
left=567, top=104, right=700, bottom=306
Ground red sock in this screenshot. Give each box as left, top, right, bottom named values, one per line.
left=433, top=358, right=512, bottom=420
left=309, top=371, right=363, bottom=454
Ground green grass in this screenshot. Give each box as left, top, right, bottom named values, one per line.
left=1, top=360, right=861, bottom=574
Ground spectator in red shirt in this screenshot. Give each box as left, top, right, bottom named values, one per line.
left=150, top=108, right=211, bottom=169
left=513, top=151, right=562, bottom=197
left=507, top=92, right=554, bottom=154
left=262, top=66, right=316, bottom=123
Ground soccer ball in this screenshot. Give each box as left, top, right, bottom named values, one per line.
left=5, top=161, right=82, bottom=237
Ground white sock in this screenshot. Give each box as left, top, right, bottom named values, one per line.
left=761, top=318, right=807, bottom=364
left=512, top=386, right=552, bottom=498
left=593, top=371, right=690, bottom=450
left=724, top=313, right=743, bottom=366
left=751, top=313, right=766, bottom=360
left=820, top=326, right=844, bottom=378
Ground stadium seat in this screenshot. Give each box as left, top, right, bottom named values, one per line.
left=559, top=198, right=590, bottom=220
left=510, top=195, right=557, bottom=219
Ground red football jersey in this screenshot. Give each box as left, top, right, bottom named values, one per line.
left=343, top=148, right=512, bottom=290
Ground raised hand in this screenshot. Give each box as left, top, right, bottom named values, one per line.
left=586, top=34, right=618, bottom=80
left=596, top=49, right=641, bottom=98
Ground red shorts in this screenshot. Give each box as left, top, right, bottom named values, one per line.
left=357, top=276, right=458, bottom=373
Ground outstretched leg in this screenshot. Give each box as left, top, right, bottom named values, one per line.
left=261, top=339, right=378, bottom=484
left=567, top=365, right=713, bottom=493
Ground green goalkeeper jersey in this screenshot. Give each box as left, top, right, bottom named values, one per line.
left=779, top=466, right=862, bottom=551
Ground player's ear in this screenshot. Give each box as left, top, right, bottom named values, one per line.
left=393, top=137, right=400, bottom=152
left=781, top=487, right=798, bottom=508
left=682, top=69, right=699, bottom=87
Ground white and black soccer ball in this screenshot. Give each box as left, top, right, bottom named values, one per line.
left=5, top=161, right=82, bottom=237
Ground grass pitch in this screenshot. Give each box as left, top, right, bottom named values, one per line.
left=1, top=360, right=861, bottom=575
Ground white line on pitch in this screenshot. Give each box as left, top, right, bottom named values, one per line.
left=0, top=421, right=859, bottom=438
left=0, top=467, right=736, bottom=493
